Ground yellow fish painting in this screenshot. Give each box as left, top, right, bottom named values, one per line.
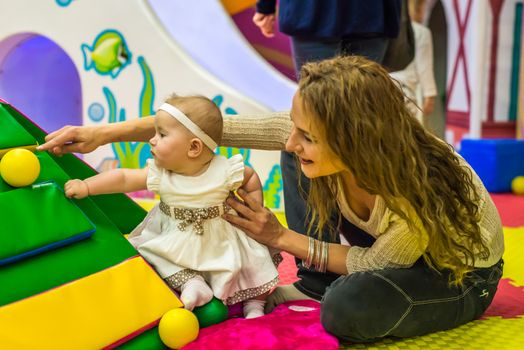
left=81, top=29, right=132, bottom=78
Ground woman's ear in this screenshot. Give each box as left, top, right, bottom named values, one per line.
left=188, top=138, right=204, bottom=158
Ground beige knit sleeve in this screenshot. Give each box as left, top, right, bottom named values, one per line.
left=221, top=111, right=292, bottom=150
left=345, top=211, right=429, bottom=274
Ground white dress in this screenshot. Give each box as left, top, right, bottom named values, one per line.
left=128, top=154, right=280, bottom=305
left=390, top=21, right=437, bottom=123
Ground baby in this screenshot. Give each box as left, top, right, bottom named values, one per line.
left=65, top=94, right=279, bottom=318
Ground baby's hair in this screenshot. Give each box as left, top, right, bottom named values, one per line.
left=165, top=94, right=223, bottom=145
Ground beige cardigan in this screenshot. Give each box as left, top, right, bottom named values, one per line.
left=222, top=112, right=504, bottom=272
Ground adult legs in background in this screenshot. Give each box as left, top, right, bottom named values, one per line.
left=283, top=36, right=389, bottom=299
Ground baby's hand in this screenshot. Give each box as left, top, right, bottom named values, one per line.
left=65, top=179, right=89, bottom=199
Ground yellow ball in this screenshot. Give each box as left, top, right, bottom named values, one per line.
left=0, top=148, right=41, bottom=187
left=511, top=176, right=524, bottom=195
left=158, top=308, right=199, bottom=349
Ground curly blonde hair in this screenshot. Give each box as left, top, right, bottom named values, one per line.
left=298, top=55, right=489, bottom=285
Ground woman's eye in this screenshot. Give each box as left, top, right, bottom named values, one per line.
left=304, top=134, right=312, bottom=142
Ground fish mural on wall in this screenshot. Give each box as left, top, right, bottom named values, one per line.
left=81, top=29, right=132, bottom=79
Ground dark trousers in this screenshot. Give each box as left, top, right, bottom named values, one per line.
left=284, top=36, right=389, bottom=299
left=296, top=212, right=503, bottom=342
left=321, top=256, right=503, bottom=342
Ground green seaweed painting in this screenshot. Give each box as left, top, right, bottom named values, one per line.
left=106, top=56, right=154, bottom=169
left=263, top=165, right=283, bottom=209
left=212, top=94, right=253, bottom=168
left=105, top=88, right=142, bottom=169
left=138, top=56, right=155, bottom=117
left=211, top=94, right=283, bottom=209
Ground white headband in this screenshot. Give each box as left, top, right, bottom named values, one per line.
left=158, top=103, right=218, bottom=150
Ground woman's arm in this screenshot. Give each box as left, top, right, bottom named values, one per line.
left=222, top=111, right=292, bottom=150
left=37, top=116, right=156, bottom=155
left=276, top=228, right=351, bottom=275
left=38, top=111, right=291, bottom=155
left=225, top=189, right=351, bottom=275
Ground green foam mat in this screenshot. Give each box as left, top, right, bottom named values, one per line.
left=0, top=182, right=95, bottom=265
left=1, top=102, right=146, bottom=234
left=0, top=104, right=36, bottom=149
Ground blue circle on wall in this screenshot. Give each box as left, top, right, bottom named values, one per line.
left=56, top=0, right=74, bottom=7
left=88, top=103, right=105, bottom=122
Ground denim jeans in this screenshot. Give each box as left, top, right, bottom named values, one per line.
left=284, top=36, right=389, bottom=298
left=320, top=258, right=503, bottom=342
left=293, top=210, right=503, bottom=342
left=290, top=36, right=389, bottom=75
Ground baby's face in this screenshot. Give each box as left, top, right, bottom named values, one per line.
left=149, top=111, right=193, bottom=172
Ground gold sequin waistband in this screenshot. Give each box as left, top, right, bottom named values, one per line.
left=159, top=201, right=230, bottom=235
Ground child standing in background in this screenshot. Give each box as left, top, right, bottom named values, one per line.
left=390, top=0, right=437, bottom=125
left=65, top=94, right=280, bottom=319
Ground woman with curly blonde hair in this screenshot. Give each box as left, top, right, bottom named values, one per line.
left=225, top=56, right=503, bottom=341
left=39, top=56, right=503, bottom=342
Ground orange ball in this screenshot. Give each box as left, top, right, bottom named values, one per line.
left=0, top=148, right=41, bottom=187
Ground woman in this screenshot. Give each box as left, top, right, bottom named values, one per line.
left=38, top=56, right=503, bottom=342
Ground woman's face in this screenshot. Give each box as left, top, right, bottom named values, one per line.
left=285, top=91, right=346, bottom=178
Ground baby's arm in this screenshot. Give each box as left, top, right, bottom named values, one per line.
left=240, top=166, right=263, bottom=205
left=65, top=167, right=148, bottom=199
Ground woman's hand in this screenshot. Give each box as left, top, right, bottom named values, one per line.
left=225, top=189, right=285, bottom=248
left=37, top=125, right=103, bottom=156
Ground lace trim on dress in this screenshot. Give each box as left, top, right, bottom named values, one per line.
left=164, top=269, right=199, bottom=289
left=225, top=276, right=279, bottom=305
left=164, top=270, right=279, bottom=305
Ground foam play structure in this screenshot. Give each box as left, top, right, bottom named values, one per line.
left=0, top=100, right=184, bottom=348
left=460, top=138, right=524, bottom=192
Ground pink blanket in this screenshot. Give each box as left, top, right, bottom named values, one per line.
left=182, top=300, right=339, bottom=350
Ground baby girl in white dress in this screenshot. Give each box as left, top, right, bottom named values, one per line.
left=65, top=94, right=280, bottom=318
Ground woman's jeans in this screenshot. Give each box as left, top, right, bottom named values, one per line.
left=305, top=216, right=503, bottom=342
left=321, top=255, right=503, bottom=342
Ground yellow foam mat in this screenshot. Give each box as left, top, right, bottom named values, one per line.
left=501, top=227, right=524, bottom=286
left=341, top=227, right=524, bottom=349
left=0, top=256, right=182, bottom=349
